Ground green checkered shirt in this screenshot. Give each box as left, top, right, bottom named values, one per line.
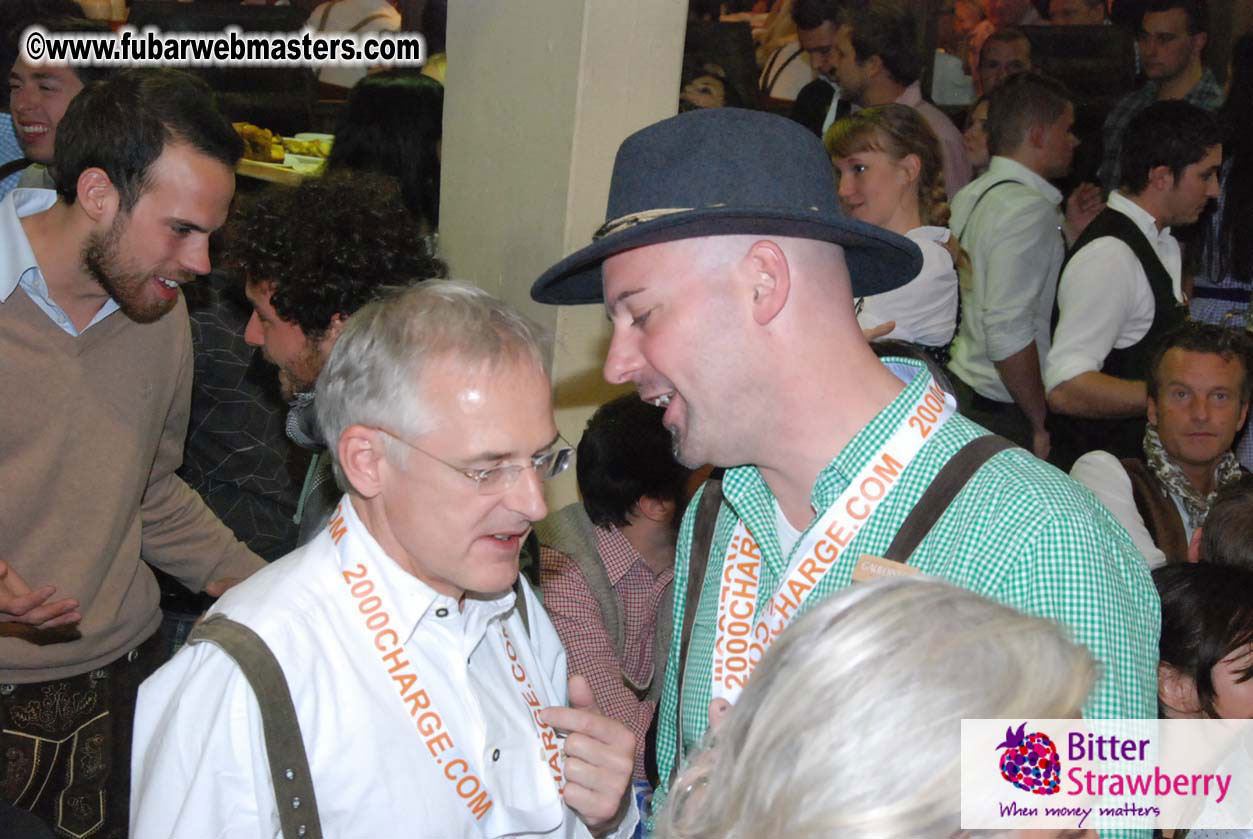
left=652, top=358, right=1159, bottom=815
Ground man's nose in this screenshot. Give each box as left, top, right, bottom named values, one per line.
left=603, top=326, right=641, bottom=386
left=181, top=237, right=211, bottom=277
left=243, top=310, right=263, bottom=347
left=506, top=464, right=548, bottom=523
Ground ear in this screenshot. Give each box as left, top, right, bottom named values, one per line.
left=634, top=495, right=675, bottom=525
left=1238, top=398, right=1249, bottom=430
left=75, top=167, right=118, bottom=225
left=745, top=240, right=791, bottom=326
left=1148, top=164, right=1175, bottom=193
left=1146, top=393, right=1159, bottom=427
left=318, top=312, right=350, bottom=356
left=1024, top=121, right=1049, bottom=155
left=1188, top=527, right=1203, bottom=562
left=337, top=425, right=388, bottom=499
left=1157, top=661, right=1202, bottom=716
left=1191, top=31, right=1207, bottom=57
left=898, top=152, right=922, bottom=185
left=862, top=53, right=885, bottom=81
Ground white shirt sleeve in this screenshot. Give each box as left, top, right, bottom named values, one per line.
left=1045, top=237, right=1146, bottom=394
left=1069, top=451, right=1167, bottom=569
left=131, top=644, right=279, bottom=839
left=979, top=195, right=1062, bottom=362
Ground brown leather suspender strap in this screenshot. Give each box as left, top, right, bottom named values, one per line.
left=883, top=434, right=1015, bottom=562
left=0, top=158, right=31, bottom=181
left=189, top=615, right=324, bottom=839
left=672, top=470, right=724, bottom=765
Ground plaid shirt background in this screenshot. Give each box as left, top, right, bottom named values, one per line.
left=540, top=525, right=673, bottom=781
left=1099, top=69, right=1223, bottom=193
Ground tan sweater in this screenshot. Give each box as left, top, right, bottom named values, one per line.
left=1, top=272, right=264, bottom=682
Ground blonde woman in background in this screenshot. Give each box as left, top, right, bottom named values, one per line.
left=655, top=578, right=1097, bottom=839
left=827, top=104, right=964, bottom=364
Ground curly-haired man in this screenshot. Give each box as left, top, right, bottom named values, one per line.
left=222, top=171, right=448, bottom=544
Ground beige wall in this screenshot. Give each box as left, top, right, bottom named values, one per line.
left=440, top=0, right=687, bottom=510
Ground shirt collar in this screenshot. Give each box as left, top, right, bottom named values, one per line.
left=1108, top=190, right=1172, bottom=242
left=0, top=188, right=58, bottom=303
left=594, top=524, right=651, bottom=585
left=895, top=81, right=923, bottom=107
left=721, top=357, right=933, bottom=574
left=986, top=156, right=1064, bottom=205
left=336, top=497, right=517, bottom=648
left=908, top=225, right=951, bottom=245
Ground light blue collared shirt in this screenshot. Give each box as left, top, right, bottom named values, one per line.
left=0, top=113, right=24, bottom=202
left=0, top=187, right=119, bottom=336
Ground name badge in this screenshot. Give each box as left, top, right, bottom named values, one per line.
left=851, top=553, right=922, bottom=583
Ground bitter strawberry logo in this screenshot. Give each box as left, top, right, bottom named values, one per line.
left=996, top=722, right=1061, bottom=795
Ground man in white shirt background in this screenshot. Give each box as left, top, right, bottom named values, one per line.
left=947, top=71, right=1093, bottom=458
left=131, top=281, right=637, bottom=839
left=1046, top=101, right=1222, bottom=469
left=1070, top=322, right=1249, bottom=567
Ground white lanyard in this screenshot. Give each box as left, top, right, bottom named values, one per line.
left=710, top=370, right=955, bottom=704
left=325, top=503, right=564, bottom=836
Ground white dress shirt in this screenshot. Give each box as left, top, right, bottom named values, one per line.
left=1045, top=192, right=1183, bottom=393
left=1070, top=450, right=1192, bottom=569
left=0, top=188, right=119, bottom=335
left=948, top=156, right=1066, bottom=403
left=857, top=226, right=958, bottom=348
left=131, top=497, right=637, bottom=839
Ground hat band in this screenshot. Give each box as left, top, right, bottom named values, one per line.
left=593, top=207, right=697, bottom=240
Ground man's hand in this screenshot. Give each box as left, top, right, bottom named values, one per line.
left=0, top=560, right=81, bottom=629
left=540, top=674, right=634, bottom=836
left=1063, top=182, right=1105, bottom=244
left=204, top=577, right=244, bottom=597
left=1032, top=426, right=1051, bottom=461
left=862, top=320, right=896, bottom=342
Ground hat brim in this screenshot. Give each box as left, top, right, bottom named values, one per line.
left=531, top=206, right=923, bottom=305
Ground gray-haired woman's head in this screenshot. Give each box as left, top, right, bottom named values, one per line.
left=657, top=577, right=1096, bottom=839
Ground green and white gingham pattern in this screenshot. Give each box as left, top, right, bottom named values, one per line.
left=652, top=358, right=1160, bottom=818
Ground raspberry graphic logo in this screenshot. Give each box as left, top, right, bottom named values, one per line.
left=996, top=722, right=1061, bottom=795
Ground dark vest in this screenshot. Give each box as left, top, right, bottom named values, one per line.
left=1119, top=458, right=1189, bottom=565
left=1048, top=207, right=1189, bottom=470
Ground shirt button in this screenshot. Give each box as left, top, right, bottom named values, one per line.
left=435, top=607, right=449, bottom=618
left=492, top=748, right=501, bottom=762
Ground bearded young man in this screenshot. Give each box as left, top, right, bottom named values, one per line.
left=531, top=107, right=1158, bottom=825
left=223, top=173, right=447, bottom=545
left=0, top=69, right=264, bottom=838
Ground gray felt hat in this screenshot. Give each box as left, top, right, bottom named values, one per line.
left=530, top=107, right=922, bottom=305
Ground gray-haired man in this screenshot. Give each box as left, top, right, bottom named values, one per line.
left=132, top=281, right=638, bottom=839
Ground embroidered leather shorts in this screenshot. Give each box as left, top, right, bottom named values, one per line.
left=1, top=630, right=166, bottom=839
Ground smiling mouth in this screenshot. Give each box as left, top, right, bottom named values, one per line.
left=644, top=392, right=674, bottom=408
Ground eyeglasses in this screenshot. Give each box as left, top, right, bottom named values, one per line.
left=375, top=428, right=574, bottom=495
